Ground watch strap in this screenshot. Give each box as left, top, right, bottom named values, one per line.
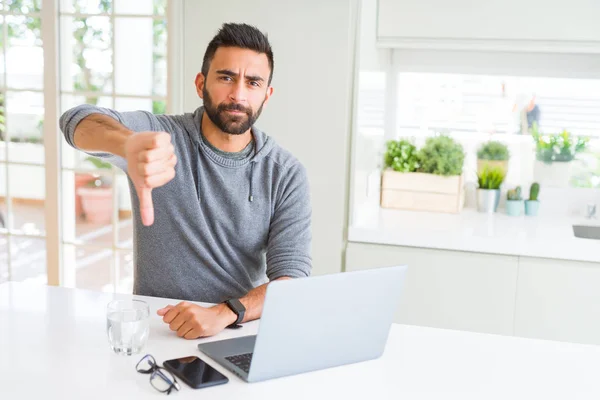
left=224, top=299, right=245, bottom=329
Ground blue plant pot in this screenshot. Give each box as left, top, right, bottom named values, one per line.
left=525, top=200, right=540, bottom=216
left=505, top=200, right=523, bottom=216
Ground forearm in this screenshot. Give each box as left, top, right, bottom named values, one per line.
left=73, top=113, right=133, bottom=158
left=216, top=277, right=291, bottom=325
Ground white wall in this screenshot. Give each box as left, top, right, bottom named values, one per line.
left=182, top=0, right=359, bottom=276
left=348, top=0, right=390, bottom=228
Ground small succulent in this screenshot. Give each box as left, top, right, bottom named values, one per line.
left=507, top=186, right=522, bottom=201
left=529, top=182, right=540, bottom=201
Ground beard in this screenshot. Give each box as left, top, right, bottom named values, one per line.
left=202, top=86, right=265, bottom=135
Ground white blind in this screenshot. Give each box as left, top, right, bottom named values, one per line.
left=396, top=72, right=600, bottom=138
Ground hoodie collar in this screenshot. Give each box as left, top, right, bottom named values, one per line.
left=183, top=106, right=274, bottom=168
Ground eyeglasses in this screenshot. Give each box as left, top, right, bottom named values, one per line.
left=136, top=354, right=181, bottom=394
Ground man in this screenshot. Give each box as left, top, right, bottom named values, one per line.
left=60, top=23, right=312, bottom=339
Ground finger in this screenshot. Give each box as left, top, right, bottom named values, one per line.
left=177, top=321, right=195, bottom=338
left=143, top=168, right=176, bottom=188
left=139, top=157, right=173, bottom=177
left=168, top=154, right=177, bottom=168
left=169, top=312, right=188, bottom=332
left=184, top=327, right=202, bottom=340
left=138, top=144, right=175, bottom=163
left=137, top=187, right=154, bottom=226
left=145, top=132, right=171, bottom=150
left=157, top=305, right=174, bottom=316
left=162, top=307, right=181, bottom=324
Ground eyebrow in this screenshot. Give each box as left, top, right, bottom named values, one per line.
left=216, top=69, right=265, bottom=83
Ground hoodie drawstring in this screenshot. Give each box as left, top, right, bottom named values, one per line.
left=195, top=144, right=202, bottom=204
left=249, top=161, right=254, bottom=202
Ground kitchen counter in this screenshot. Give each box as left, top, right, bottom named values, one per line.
left=348, top=206, right=600, bottom=263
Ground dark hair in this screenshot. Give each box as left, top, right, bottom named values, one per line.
left=201, top=23, right=274, bottom=85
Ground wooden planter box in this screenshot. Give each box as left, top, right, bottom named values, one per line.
left=380, top=170, right=465, bottom=213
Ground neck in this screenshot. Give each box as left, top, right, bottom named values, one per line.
left=201, top=113, right=252, bottom=152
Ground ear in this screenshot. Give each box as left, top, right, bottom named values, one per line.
left=195, top=73, right=205, bottom=99
left=262, top=86, right=274, bottom=107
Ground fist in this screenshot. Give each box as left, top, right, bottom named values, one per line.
left=157, top=302, right=237, bottom=339
left=124, top=132, right=177, bottom=226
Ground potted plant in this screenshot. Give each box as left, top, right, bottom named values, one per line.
left=77, top=156, right=114, bottom=223
left=381, top=135, right=465, bottom=213
left=477, top=141, right=509, bottom=176
left=383, top=139, right=419, bottom=173
left=476, top=166, right=505, bottom=214
left=531, top=123, right=588, bottom=188
left=505, top=186, right=523, bottom=217
left=525, top=182, right=540, bottom=216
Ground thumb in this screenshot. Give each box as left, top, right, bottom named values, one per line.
left=138, top=187, right=154, bottom=226
left=157, top=305, right=173, bottom=316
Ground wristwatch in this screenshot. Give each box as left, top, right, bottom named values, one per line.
left=224, top=298, right=246, bottom=329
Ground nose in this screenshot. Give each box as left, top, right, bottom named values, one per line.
left=229, top=80, right=247, bottom=104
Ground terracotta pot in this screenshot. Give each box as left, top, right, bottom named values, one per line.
left=74, top=174, right=96, bottom=218
left=77, top=187, right=113, bottom=224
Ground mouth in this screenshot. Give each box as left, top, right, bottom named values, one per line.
left=224, top=109, right=245, bottom=115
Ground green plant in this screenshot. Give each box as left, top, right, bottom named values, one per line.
left=85, top=156, right=112, bottom=170
left=153, top=100, right=167, bottom=115
left=477, top=141, right=510, bottom=161
left=384, top=139, right=419, bottom=173
left=531, top=123, right=589, bottom=163
left=417, top=135, right=465, bottom=176
left=7, top=135, right=43, bottom=144
left=477, top=166, right=505, bottom=190
left=529, top=182, right=540, bottom=201
left=507, top=186, right=522, bottom=201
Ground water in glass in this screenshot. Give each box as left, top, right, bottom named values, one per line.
left=107, top=299, right=150, bottom=355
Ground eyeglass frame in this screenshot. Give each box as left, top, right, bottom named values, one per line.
left=136, top=354, right=181, bottom=394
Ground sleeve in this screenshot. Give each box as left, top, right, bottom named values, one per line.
left=59, top=104, right=163, bottom=171
left=266, top=162, right=312, bottom=281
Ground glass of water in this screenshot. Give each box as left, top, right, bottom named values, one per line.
left=106, top=299, right=150, bottom=356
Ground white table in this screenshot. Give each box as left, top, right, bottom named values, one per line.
left=1, top=282, right=600, bottom=399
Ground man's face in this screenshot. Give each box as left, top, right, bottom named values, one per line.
left=197, top=47, right=273, bottom=135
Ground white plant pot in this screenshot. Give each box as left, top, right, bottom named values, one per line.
left=533, top=160, right=572, bottom=188
left=477, top=189, right=500, bottom=214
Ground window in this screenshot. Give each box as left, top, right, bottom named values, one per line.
left=396, top=73, right=600, bottom=138
left=59, top=0, right=168, bottom=293
left=394, top=72, right=600, bottom=189
left=0, top=0, right=170, bottom=291
left=0, top=0, right=47, bottom=284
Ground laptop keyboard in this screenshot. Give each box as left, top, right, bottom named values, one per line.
left=225, top=353, right=253, bottom=373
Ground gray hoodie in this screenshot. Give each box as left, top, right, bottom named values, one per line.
left=60, top=105, right=312, bottom=303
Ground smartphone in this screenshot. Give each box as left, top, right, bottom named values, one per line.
left=163, top=356, right=229, bottom=389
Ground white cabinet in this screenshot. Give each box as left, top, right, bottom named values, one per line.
left=346, top=242, right=600, bottom=345
left=514, top=257, right=600, bottom=346
left=345, top=242, right=519, bottom=335
left=377, top=0, right=600, bottom=52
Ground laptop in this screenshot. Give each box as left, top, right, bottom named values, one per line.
left=197, top=265, right=407, bottom=383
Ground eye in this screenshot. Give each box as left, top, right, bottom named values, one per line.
left=220, top=76, right=232, bottom=82
left=249, top=81, right=260, bottom=87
